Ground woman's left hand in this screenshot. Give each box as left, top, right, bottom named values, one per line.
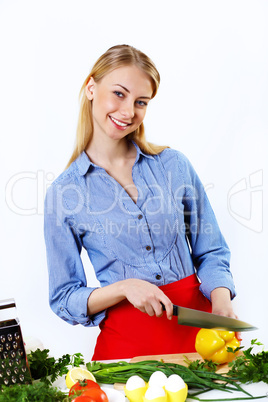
left=210, top=287, right=242, bottom=341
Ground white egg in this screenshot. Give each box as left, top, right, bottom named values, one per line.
left=145, top=385, right=166, bottom=400
left=149, top=371, right=167, bottom=387
left=125, top=375, right=146, bottom=390
left=165, top=374, right=185, bottom=392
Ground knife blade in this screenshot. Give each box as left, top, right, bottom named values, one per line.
left=162, top=304, right=257, bottom=331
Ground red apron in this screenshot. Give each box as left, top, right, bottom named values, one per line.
left=92, top=274, right=211, bottom=360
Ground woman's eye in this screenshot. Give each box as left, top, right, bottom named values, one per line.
left=114, top=91, right=124, bottom=98
left=136, top=100, right=147, bottom=107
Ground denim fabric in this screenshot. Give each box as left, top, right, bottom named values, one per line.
left=44, top=141, right=236, bottom=327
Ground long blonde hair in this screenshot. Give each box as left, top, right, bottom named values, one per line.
left=66, top=44, right=168, bottom=168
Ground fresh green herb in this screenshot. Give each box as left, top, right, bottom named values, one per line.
left=188, top=396, right=267, bottom=401
left=0, top=381, right=67, bottom=401
left=227, top=339, right=268, bottom=384
left=27, top=348, right=84, bottom=385
left=184, top=356, right=219, bottom=372
left=227, top=346, right=244, bottom=354
left=86, top=359, right=249, bottom=395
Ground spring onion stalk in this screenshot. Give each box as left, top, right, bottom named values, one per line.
left=187, top=396, right=267, bottom=401
left=86, top=360, right=253, bottom=396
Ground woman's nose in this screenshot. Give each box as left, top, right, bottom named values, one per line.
left=120, top=101, right=135, bottom=119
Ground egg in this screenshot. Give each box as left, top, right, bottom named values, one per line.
left=124, top=375, right=148, bottom=402
left=143, top=385, right=167, bottom=401
left=148, top=371, right=168, bottom=388
left=165, top=374, right=185, bottom=392
left=126, top=375, right=146, bottom=391
left=164, top=374, right=188, bottom=402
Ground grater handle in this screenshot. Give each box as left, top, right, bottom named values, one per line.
left=0, top=298, right=16, bottom=310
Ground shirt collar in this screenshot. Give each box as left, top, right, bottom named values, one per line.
left=131, top=140, right=155, bottom=163
left=75, top=141, right=154, bottom=176
left=75, top=151, right=93, bottom=176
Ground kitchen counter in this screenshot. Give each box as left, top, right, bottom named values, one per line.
left=51, top=356, right=268, bottom=401
left=53, top=369, right=268, bottom=401
left=186, top=381, right=268, bottom=401
left=97, top=357, right=268, bottom=401
left=97, top=381, right=268, bottom=401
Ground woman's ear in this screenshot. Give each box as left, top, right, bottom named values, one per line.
left=85, top=77, right=95, bottom=101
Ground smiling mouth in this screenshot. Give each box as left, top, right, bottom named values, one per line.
left=109, top=116, right=132, bottom=128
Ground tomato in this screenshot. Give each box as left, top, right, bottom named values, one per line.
left=81, top=388, right=109, bottom=402
left=69, top=379, right=100, bottom=397
left=72, top=397, right=96, bottom=402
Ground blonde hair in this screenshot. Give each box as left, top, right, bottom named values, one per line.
left=66, top=44, right=168, bottom=168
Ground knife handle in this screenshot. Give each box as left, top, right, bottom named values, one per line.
left=160, top=302, right=178, bottom=316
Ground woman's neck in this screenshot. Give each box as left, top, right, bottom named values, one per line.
left=85, top=136, right=135, bottom=169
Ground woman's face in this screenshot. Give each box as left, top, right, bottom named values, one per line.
left=86, top=65, right=153, bottom=142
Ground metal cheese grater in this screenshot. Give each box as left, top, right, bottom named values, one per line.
left=0, top=299, right=32, bottom=388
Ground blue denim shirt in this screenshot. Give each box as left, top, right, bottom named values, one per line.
left=44, top=142, right=236, bottom=327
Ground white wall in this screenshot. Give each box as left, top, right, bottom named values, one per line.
left=1, top=0, right=267, bottom=361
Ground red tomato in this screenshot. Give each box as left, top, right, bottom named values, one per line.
left=81, top=388, right=109, bottom=402
left=72, top=397, right=96, bottom=402
left=69, top=379, right=100, bottom=397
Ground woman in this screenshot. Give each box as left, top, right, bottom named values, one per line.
left=44, top=44, right=237, bottom=360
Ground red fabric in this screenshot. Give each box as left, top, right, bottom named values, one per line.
left=92, top=274, right=212, bottom=360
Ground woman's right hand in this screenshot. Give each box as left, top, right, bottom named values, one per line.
left=120, top=278, right=174, bottom=320
left=87, top=278, right=173, bottom=320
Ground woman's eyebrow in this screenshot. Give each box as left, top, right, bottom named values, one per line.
left=113, top=84, right=130, bottom=93
left=113, top=84, right=151, bottom=99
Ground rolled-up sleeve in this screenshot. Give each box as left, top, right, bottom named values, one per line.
left=178, top=153, right=236, bottom=300
left=44, top=182, right=106, bottom=327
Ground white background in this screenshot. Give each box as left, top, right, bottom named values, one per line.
left=1, top=0, right=267, bottom=362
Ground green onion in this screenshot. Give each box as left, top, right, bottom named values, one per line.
left=86, top=360, right=253, bottom=396
left=188, top=396, right=267, bottom=401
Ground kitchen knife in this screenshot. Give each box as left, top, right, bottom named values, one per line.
left=162, top=304, right=257, bottom=331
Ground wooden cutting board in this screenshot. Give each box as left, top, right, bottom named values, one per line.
left=114, top=352, right=231, bottom=390
left=130, top=352, right=230, bottom=373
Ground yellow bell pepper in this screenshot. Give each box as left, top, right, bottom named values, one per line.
left=195, top=328, right=240, bottom=364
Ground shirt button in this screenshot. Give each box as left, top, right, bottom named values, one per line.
left=146, top=245, right=151, bottom=251
left=138, top=214, right=143, bottom=220
left=155, top=274, right=162, bottom=280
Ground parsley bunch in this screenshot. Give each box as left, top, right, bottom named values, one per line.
left=27, top=348, right=84, bottom=385
left=227, top=339, right=268, bottom=384
left=184, top=357, right=219, bottom=372
left=0, top=382, right=66, bottom=401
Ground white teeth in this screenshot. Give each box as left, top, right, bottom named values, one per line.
left=110, top=116, right=128, bottom=127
